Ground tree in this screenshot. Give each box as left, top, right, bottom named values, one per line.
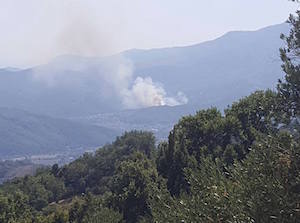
left=231, top=132, right=300, bottom=222
left=157, top=131, right=300, bottom=223
left=68, top=195, right=122, bottom=223
left=158, top=108, right=244, bottom=195
left=109, top=152, right=166, bottom=223
left=0, top=190, right=33, bottom=223
left=278, top=9, right=300, bottom=117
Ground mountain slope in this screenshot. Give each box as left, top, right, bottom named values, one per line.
left=0, top=107, right=119, bottom=157
left=124, top=23, right=288, bottom=105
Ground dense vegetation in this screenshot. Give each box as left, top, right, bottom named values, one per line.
left=1, top=6, right=300, bottom=223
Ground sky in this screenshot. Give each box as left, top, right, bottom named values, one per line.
left=0, top=0, right=298, bottom=68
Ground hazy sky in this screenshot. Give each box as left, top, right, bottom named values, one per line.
left=0, top=0, right=298, bottom=68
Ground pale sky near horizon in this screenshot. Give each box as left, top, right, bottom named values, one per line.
left=0, top=0, right=298, bottom=68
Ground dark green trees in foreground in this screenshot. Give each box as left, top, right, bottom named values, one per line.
left=1, top=5, right=300, bottom=223
left=279, top=10, right=300, bottom=118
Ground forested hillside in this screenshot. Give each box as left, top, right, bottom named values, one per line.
left=0, top=107, right=119, bottom=157
left=1, top=13, right=300, bottom=222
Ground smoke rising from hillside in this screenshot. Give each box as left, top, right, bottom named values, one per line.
left=107, top=65, right=189, bottom=109
left=31, top=4, right=188, bottom=109
left=122, top=77, right=188, bottom=109
left=32, top=55, right=188, bottom=109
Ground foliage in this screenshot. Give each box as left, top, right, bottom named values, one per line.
left=109, top=152, right=166, bottom=223
left=59, top=130, right=156, bottom=196
left=158, top=90, right=280, bottom=195
left=278, top=9, right=300, bottom=118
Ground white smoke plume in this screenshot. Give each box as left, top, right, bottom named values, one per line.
left=122, top=77, right=188, bottom=109
left=97, top=56, right=188, bottom=109
left=32, top=55, right=188, bottom=109
left=31, top=2, right=188, bottom=110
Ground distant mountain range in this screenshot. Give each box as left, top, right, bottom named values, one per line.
left=0, top=23, right=290, bottom=157
left=0, top=23, right=289, bottom=117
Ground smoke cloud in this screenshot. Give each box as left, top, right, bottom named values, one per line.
left=31, top=2, right=188, bottom=110
left=99, top=56, right=188, bottom=108
left=122, top=77, right=188, bottom=109
left=32, top=55, right=188, bottom=109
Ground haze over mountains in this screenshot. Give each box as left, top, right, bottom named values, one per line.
left=0, top=23, right=289, bottom=157
left=0, top=107, right=119, bottom=158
